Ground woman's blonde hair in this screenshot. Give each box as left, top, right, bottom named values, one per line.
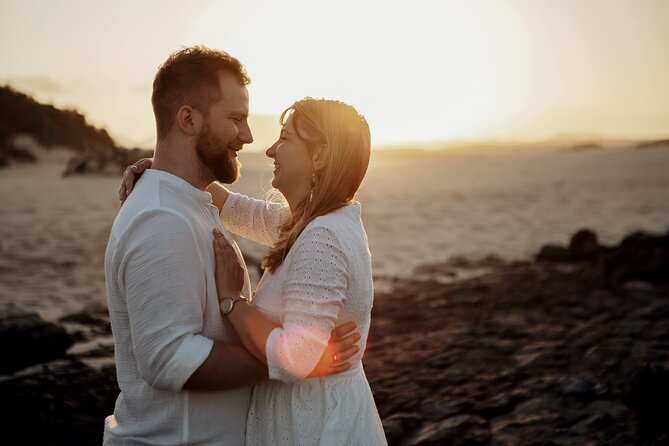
left=262, top=98, right=371, bottom=273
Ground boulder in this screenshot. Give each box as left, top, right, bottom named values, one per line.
left=568, top=229, right=600, bottom=258
left=604, top=231, right=669, bottom=284
left=0, top=312, right=74, bottom=374
left=536, top=229, right=603, bottom=263
left=622, top=364, right=669, bottom=429
left=536, top=244, right=572, bottom=263
left=0, top=359, right=118, bottom=445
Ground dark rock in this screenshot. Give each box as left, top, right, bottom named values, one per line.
left=568, top=229, right=600, bottom=258
left=536, top=244, right=571, bottom=262
left=0, top=359, right=118, bottom=446
left=536, top=229, right=604, bottom=263
left=622, top=280, right=657, bottom=301
left=0, top=139, right=37, bottom=166
left=382, top=412, right=422, bottom=445
left=471, top=392, right=518, bottom=418
left=365, top=227, right=669, bottom=445
left=62, top=146, right=153, bottom=177
left=408, top=415, right=491, bottom=446
left=419, top=397, right=461, bottom=421
left=59, top=310, right=102, bottom=325
left=57, top=303, right=112, bottom=341
left=0, top=312, right=75, bottom=374
left=622, top=364, right=669, bottom=429
left=604, top=231, right=669, bottom=284
left=557, top=375, right=597, bottom=401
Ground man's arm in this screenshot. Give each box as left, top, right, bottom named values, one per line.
left=120, top=210, right=264, bottom=391
left=183, top=341, right=267, bottom=391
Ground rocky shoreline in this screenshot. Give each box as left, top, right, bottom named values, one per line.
left=1, top=229, right=668, bottom=445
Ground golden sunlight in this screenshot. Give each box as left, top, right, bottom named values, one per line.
left=1, top=0, right=668, bottom=147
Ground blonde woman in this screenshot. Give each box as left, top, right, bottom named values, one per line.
left=211, top=98, right=386, bottom=445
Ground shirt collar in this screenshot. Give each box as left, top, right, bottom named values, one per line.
left=142, top=169, right=213, bottom=206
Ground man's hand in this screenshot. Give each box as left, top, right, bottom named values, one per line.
left=119, top=158, right=153, bottom=204
left=309, top=321, right=361, bottom=377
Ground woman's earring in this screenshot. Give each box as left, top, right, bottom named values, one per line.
left=308, top=172, right=316, bottom=203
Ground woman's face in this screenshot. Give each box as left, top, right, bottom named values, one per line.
left=265, top=114, right=314, bottom=203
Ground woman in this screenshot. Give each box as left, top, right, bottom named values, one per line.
left=124, top=98, right=386, bottom=445
left=211, top=98, right=385, bottom=445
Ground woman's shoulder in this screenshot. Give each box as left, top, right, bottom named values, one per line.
left=307, top=203, right=360, bottom=229
left=299, top=204, right=362, bottom=243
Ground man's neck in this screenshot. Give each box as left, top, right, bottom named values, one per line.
left=152, top=144, right=211, bottom=191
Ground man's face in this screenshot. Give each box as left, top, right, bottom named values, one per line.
left=196, top=71, right=253, bottom=184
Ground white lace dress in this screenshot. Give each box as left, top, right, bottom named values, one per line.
left=221, top=193, right=387, bottom=446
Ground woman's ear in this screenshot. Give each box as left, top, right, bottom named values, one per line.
left=176, top=106, right=202, bottom=136
left=312, top=144, right=328, bottom=171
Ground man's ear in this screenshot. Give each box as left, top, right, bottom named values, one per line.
left=312, top=144, right=328, bottom=171
left=175, top=106, right=202, bottom=136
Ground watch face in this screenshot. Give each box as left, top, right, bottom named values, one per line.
left=220, top=297, right=233, bottom=314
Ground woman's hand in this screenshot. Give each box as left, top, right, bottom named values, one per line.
left=119, top=158, right=153, bottom=204
left=212, top=228, right=245, bottom=301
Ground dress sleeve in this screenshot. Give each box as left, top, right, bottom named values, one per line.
left=220, top=192, right=289, bottom=246
left=117, top=210, right=213, bottom=391
left=265, top=225, right=348, bottom=382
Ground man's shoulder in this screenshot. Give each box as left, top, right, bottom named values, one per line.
left=113, top=178, right=196, bottom=234
left=112, top=203, right=195, bottom=247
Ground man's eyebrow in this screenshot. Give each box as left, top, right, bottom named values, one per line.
left=229, top=111, right=249, bottom=118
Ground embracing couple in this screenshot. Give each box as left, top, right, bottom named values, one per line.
left=103, top=46, right=387, bottom=445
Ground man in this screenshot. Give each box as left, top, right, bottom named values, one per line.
left=105, top=46, right=356, bottom=445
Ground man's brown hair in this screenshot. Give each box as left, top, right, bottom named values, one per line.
left=152, top=46, right=250, bottom=139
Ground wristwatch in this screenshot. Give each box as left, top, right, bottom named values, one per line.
left=219, top=295, right=249, bottom=315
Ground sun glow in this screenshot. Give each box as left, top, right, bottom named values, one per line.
left=1, top=0, right=668, bottom=149
left=190, top=0, right=524, bottom=145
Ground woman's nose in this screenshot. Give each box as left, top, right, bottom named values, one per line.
left=266, top=141, right=278, bottom=158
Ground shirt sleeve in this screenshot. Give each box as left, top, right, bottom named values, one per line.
left=220, top=192, right=290, bottom=246
left=117, top=210, right=213, bottom=391
left=265, top=225, right=348, bottom=382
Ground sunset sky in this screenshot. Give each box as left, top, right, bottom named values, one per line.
left=1, top=0, right=668, bottom=150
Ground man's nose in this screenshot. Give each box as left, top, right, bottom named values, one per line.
left=238, top=121, right=253, bottom=145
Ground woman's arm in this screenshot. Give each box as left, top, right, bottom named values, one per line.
left=206, top=182, right=230, bottom=211
left=212, top=229, right=358, bottom=378
left=218, top=191, right=290, bottom=246
left=119, top=159, right=288, bottom=246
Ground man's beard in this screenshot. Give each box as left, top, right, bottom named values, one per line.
left=195, top=125, right=240, bottom=184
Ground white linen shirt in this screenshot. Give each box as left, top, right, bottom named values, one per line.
left=104, top=170, right=252, bottom=445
